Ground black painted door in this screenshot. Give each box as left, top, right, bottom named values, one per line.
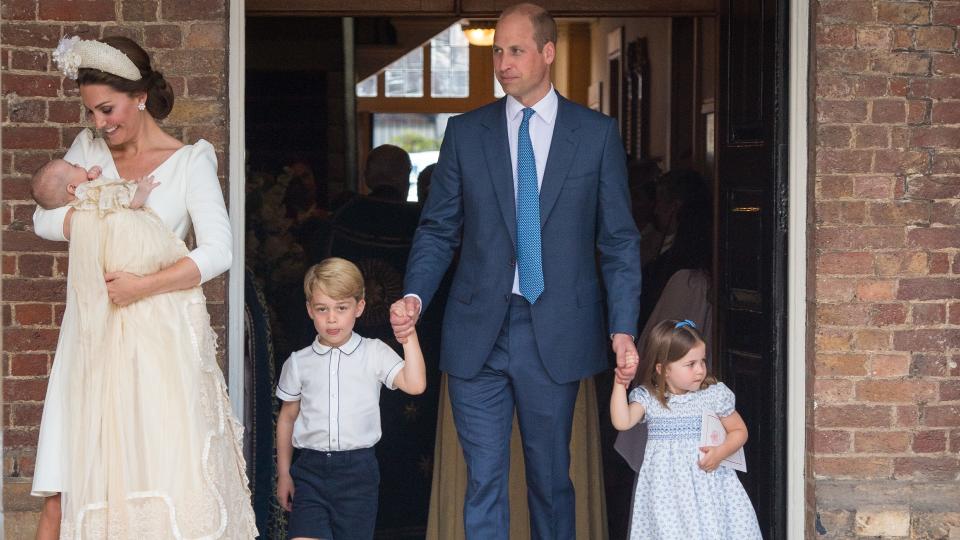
left=716, top=0, right=788, bottom=538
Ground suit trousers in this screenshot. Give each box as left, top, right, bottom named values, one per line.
left=448, top=294, right=580, bottom=540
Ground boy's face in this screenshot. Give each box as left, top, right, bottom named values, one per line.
left=306, top=289, right=365, bottom=348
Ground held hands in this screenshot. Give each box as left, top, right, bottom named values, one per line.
left=615, top=350, right=640, bottom=388
left=389, top=297, right=421, bottom=344
left=612, top=333, right=639, bottom=386
left=277, top=473, right=295, bottom=512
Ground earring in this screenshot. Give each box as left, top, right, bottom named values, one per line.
left=137, top=102, right=146, bottom=111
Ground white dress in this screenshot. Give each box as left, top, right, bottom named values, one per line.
left=32, top=131, right=255, bottom=538
left=627, top=383, right=762, bottom=540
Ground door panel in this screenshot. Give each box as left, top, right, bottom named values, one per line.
left=716, top=0, right=788, bottom=538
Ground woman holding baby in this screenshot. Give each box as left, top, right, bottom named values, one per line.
left=32, top=35, right=256, bottom=539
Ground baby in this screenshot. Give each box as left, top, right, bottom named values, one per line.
left=31, top=158, right=156, bottom=211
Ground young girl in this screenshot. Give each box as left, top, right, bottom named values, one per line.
left=610, top=319, right=762, bottom=539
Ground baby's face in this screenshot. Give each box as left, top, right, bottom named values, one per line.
left=55, top=160, right=92, bottom=193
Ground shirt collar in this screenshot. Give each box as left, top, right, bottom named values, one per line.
left=506, top=85, right=558, bottom=126
left=312, top=332, right=362, bottom=356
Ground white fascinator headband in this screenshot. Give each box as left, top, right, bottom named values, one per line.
left=53, top=36, right=142, bottom=81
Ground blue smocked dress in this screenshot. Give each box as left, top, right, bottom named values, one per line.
left=627, top=383, right=762, bottom=540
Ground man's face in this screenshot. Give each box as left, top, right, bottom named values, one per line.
left=493, top=13, right=555, bottom=107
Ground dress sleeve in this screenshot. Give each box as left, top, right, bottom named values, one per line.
left=275, top=355, right=301, bottom=401
left=628, top=385, right=652, bottom=407
left=712, top=382, right=736, bottom=417
left=184, top=140, right=233, bottom=284
left=371, top=339, right=404, bottom=390
left=32, top=129, right=98, bottom=241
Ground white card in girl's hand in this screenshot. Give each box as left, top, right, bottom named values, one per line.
left=699, top=411, right=747, bottom=472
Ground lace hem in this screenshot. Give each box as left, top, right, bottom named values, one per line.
left=60, top=293, right=258, bottom=540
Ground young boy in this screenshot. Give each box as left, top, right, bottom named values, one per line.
left=276, top=257, right=426, bottom=540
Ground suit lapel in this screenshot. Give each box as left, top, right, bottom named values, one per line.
left=540, top=94, right=581, bottom=227
left=481, top=98, right=517, bottom=248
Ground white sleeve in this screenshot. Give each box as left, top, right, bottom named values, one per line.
left=371, top=340, right=405, bottom=390
left=183, top=140, right=233, bottom=284
left=628, top=385, right=651, bottom=407
left=276, top=355, right=302, bottom=401
left=32, top=129, right=98, bottom=241
left=712, top=383, right=737, bottom=417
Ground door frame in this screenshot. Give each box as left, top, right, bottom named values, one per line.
left=785, top=0, right=809, bottom=538
left=227, top=0, right=247, bottom=423
left=224, top=2, right=810, bottom=537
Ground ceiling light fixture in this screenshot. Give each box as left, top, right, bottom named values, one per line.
left=461, top=20, right=496, bottom=47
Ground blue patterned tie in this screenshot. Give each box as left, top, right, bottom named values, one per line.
left=516, top=107, right=544, bottom=303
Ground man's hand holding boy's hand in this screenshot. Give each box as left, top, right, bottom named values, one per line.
left=390, top=297, right=421, bottom=343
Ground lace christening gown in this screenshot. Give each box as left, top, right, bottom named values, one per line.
left=54, top=178, right=257, bottom=539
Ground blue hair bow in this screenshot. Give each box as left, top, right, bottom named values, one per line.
left=675, top=319, right=697, bottom=329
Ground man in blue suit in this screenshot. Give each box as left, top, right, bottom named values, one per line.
left=391, top=4, right=641, bottom=538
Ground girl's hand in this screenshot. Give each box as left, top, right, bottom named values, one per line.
left=612, top=334, right=639, bottom=385
left=277, top=472, right=295, bottom=512
left=698, top=446, right=723, bottom=472
left=614, top=351, right=639, bottom=386
left=104, top=271, right=148, bottom=306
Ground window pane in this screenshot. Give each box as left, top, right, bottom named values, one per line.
left=385, top=48, right=424, bottom=97
left=431, top=24, right=470, bottom=97
left=372, top=113, right=455, bottom=201
left=356, top=74, right=377, bottom=97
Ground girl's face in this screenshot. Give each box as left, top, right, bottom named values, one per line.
left=658, top=341, right=708, bottom=394
left=80, top=84, right=146, bottom=147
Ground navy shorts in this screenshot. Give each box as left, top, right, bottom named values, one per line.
left=287, top=447, right=379, bottom=540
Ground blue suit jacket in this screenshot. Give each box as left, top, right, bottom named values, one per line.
left=405, top=92, right=641, bottom=384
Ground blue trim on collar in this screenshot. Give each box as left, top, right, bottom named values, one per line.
left=311, top=332, right=362, bottom=355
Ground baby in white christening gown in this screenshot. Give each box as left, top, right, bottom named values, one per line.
left=31, top=160, right=257, bottom=539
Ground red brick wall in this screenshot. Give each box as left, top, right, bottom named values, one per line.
left=812, top=1, right=959, bottom=537
left=1, top=2, right=229, bottom=536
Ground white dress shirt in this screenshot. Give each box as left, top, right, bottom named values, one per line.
left=505, top=87, right=558, bottom=295
left=276, top=332, right=405, bottom=452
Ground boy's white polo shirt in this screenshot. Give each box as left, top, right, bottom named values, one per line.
left=276, top=332, right=404, bottom=452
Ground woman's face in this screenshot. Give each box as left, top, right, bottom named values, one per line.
left=654, top=187, right=682, bottom=233
left=80, top=84, right=146, bottom=146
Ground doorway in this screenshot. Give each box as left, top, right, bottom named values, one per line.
left=236, top=1, right=790, bottom=538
